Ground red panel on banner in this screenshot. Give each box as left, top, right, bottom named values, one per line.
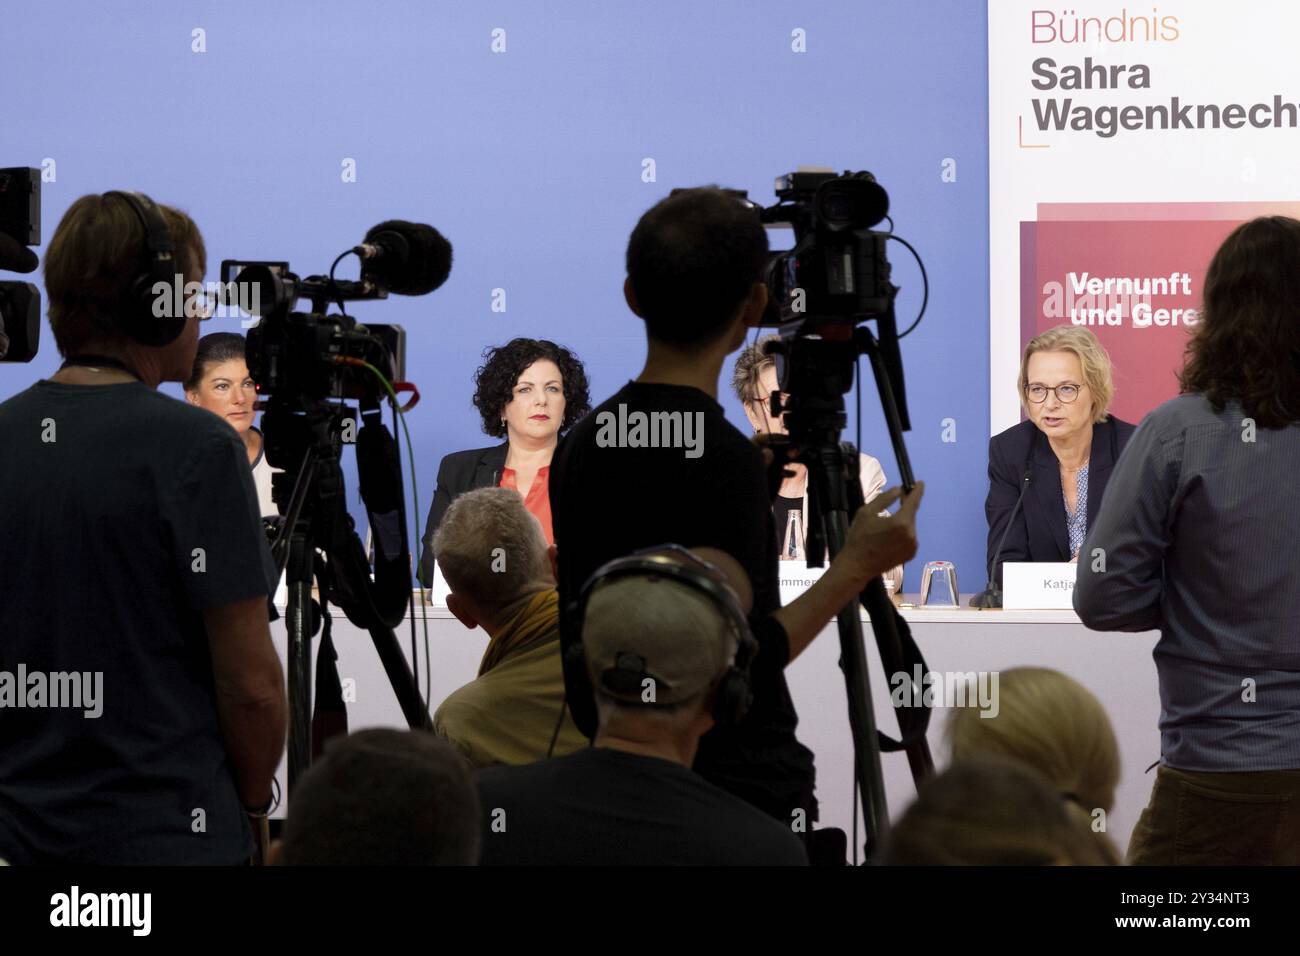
left=1019, top=213, right=1242, bottom=424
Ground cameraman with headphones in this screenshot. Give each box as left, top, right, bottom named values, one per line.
left=0, top=192, right=285, bottom=864
left=477, top=545, right=808, bottom=865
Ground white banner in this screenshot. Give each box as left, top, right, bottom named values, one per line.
left=988, top=0, right=1300, bottom=433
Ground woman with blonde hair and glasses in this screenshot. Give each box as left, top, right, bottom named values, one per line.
left=984, top=325, right=1135, bottom=586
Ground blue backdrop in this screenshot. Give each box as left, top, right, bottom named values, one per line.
left=4, top=0, right=990, bottom=590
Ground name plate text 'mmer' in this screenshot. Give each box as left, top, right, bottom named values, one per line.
left=778, top=560, right=827, bottom=605
left=1002, top=562, right=1077, bottom=609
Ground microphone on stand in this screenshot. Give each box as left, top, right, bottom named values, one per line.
left=970, top=466, right=1033, bottom=608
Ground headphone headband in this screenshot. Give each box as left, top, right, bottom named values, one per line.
left=100, top=190, right=185, bottom=346
left=567, top=545, right=757, bottom=725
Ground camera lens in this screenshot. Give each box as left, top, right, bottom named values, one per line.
left=816, top=179, right=889, bottom=231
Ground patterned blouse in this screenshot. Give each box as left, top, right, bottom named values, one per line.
left=1064, top=463, right=1089, bottom=559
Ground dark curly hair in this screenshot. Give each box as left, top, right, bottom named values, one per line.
left=1179, top=216, right=1300, bottom=429
left=472, top=338, right=591, bottom=439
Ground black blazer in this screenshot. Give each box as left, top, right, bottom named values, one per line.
left=984, top=416, right=1136, bottom=585
left=417, top=442, right=509, bottom=587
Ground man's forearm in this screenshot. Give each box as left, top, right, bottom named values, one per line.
left=215, top=687, right=287, bottom=808
left=772, top=559, right=866, bottom=662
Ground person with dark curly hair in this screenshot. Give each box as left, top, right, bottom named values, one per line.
left=1076, top=215, right=1300, bottom=866
left=417, top=338, right=590, bottom=588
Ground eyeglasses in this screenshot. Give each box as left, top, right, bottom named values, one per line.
left=183, top=290, right=218, bottom=321
left=749, top=391, right=789, bottom=412
left=1025, top=383, right=1083, bottom=404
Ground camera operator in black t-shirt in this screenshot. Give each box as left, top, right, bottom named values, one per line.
left=551, top=187, right=923, bottom=840
left=0, top=191, right=286, bottom=864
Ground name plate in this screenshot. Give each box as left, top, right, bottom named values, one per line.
left=778, top=560, right=827, bottom=604
left=1002, top=562, right=1077, bottom=609
left=427, top=565, right=452, bottom=606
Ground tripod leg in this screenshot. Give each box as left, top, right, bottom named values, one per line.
left=286, top=527, right=315, bottom=793
left=808, top=445, right=890, bottom=859
left=369, top=625, right=433, bottom=731
left=861, top=578, right=935, bottom=782
left=828, top=524, right=890, bottom=855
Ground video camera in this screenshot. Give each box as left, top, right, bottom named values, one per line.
left=222, top=220, right=451, bottom=404
left=755, top=169, right=894, bottom=329
left=725, top=169, right=911, bottom=432
left=222, top=223, right=454, bottom=779
left=0, top=167, right=41, bottom=363
left=747, top=170, right=929, bottom=855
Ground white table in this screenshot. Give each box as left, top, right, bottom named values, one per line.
left=268, top=594, right=1161, bottom=855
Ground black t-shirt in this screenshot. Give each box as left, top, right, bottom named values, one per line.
left=476, top=747, right=808, bottom=865
left=551, top=381, right=816, bottom=824
left=0, top=380, right=279, bottom=864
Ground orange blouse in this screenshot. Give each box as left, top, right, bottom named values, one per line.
left=499, top=466, right=553, bottom=545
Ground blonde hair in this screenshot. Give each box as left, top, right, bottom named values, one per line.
left=731, top=334, right=779, bottom=405
left=945, top=668, right=1122, bottom=863
left=946, top=667, right=1120, bottom=816
left=1017, top=325, right=1114, bottom=423
left=882, top=755, right=1120, bottom=866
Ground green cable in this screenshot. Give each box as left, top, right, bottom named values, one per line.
left=356, top=360, right=432, bottom=713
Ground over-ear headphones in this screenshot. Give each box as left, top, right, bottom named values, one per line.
left=564, top=544, right=757, bottom=727
left=101, top=190, right=185, bottom=347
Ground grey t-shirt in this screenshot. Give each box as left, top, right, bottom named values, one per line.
left=0, top=380, right=278, bottom=864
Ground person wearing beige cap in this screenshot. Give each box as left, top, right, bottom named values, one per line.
left=475, top=545, right=808, bottom=866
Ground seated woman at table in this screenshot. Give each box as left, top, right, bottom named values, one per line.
left=185, top=331, right=280, bottom=518
left=985, top=325, right=1134, bottom=584
left=417, top=338, right=590, bottom=588
left=732, top=336, right=903, bottom=593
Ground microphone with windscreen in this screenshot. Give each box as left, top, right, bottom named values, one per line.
left=354, top=221, right=453, bottom=296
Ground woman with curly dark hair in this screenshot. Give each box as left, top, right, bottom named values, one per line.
left=1075, top=216, right=1300, bottom=866
left=417, top=338, right=590, bottom=587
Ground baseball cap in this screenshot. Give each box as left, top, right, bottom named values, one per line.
left=582, top=566, right=742, bottom=708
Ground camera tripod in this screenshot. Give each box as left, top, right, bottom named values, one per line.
left=263, top=395, right=431, bottom=790
left=768, top=320, right=934, bottom=861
